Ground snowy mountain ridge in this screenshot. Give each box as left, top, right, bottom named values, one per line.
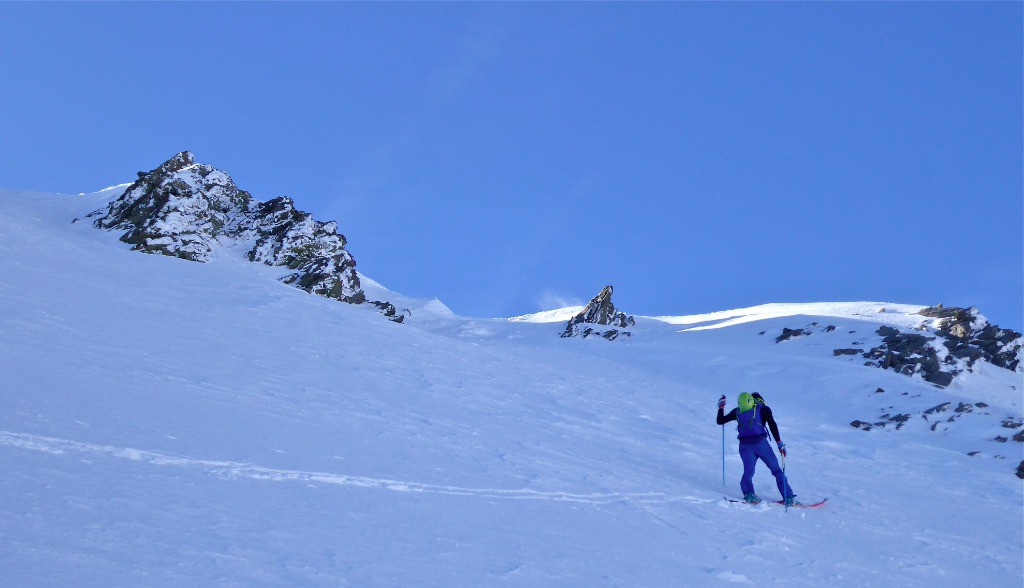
left=75, top=151, right=1024, bottom=384
left=0, top=175, right=1021, bottom=586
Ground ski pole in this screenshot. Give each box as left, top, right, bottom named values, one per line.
left=781, top=453, right=789, bottom=514
left=719, top=395, right=726, bottom=487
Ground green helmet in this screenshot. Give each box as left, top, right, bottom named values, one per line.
left=737, top=392, right=756, bottom=412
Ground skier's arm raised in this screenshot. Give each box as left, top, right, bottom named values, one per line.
left=716, top=405, right=737, bottom=425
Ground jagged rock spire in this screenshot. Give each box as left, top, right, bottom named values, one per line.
left=561, top=285, right=635, bottom=340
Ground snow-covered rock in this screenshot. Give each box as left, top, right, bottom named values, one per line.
left=87, top=152, right=401, bottom=320
left=89, top=151, right=250, bottom=262
left=244, top=196, right=363, bottom=304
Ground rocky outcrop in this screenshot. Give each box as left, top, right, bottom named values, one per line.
left=850, top=413, right=911, bottom=432
left=776, top=306, right=1021, bottom=388
left=917, top=305, right=1022, bottom=372
left=561, top=285, right=635, bottom=340
left=856, top=307, right=1023, bottom=386
left=88, top=152, right=401, bottom=321
left=776, top=327, right=810, bottom=343
left=244, top=196, right=364, bottom=304
left=861, top=327, right=951, bottom=386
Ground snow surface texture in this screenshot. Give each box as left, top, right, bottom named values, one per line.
left=1, top=187, right=1022, bottom=587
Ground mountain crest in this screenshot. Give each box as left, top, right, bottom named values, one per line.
left=87, top=153, right=401, bottom=321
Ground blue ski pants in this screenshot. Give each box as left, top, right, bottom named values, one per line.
left=739, top=436, right=793, bottom=499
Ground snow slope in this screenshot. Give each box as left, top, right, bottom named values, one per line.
left=1, top=187, right=1021, bottom=587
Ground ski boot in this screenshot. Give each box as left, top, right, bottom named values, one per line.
left=742, top=493, right=762, bottom=504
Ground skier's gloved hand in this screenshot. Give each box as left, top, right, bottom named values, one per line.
left=778, top=441, right=787, bottom=458
left=717, top=395, right=726, bottom=410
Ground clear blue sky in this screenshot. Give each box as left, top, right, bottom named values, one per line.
left=2, top=3, right=1021, bottom=329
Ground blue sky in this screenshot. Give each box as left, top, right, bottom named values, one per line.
left=1, top=3, right=1021, bottom=329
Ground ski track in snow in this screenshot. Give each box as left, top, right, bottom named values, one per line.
left=0, top=431, right=708, bottom=507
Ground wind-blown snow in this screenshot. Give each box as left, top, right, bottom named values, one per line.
left=509, top=306, right=584, bottom=323
left=1, top=187, right=1021, bottom=587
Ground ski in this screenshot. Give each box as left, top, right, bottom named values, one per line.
left=724, top=497, right=828, bottom=508
left=773, top=498, right=827, bottom=508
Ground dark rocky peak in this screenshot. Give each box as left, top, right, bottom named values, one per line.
left=88, top=152, right=253, bottom=262
left=154, top=151, right=195, bottom=175
left=87, top=152, right=402, bottom=322
left=561, top=285, right=635, bottom=340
